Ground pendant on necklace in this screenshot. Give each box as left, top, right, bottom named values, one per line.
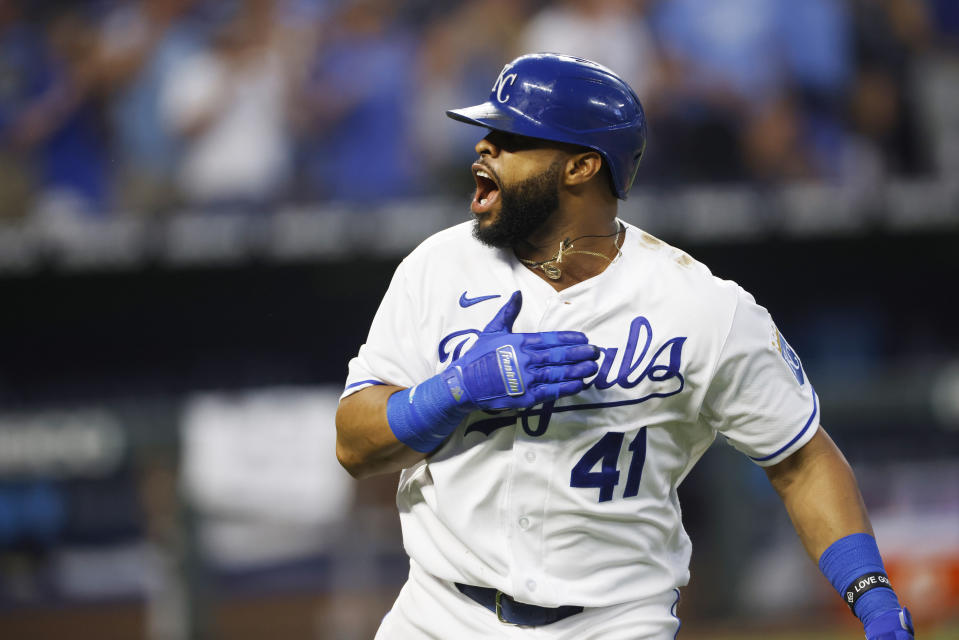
left=542, top=264, right=562, bottom=280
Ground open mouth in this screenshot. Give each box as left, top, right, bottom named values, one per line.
left=471, top=163, right=501, bottom=214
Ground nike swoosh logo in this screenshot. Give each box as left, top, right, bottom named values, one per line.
left=459, top=291, right=501, bottom=308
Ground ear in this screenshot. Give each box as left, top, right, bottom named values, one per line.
left=562, top=151, right=604, bottom=188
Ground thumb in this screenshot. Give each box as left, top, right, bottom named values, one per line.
left=483, top=290, right=522, bottom=333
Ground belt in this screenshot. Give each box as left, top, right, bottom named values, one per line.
left=454, top=583, right=584, bottom=626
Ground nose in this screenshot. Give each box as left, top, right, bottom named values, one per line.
left=475, top=134, right=499, bottom=157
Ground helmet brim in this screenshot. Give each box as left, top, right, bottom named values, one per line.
left=446, top=103, right=519, bottom=129
left=446, top=103, right=584, bottom=149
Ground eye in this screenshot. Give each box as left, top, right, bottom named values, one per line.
left=487, top=131, right=541, bottom=153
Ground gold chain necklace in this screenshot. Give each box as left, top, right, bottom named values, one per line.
left=519, top=223, right=624, bottom=280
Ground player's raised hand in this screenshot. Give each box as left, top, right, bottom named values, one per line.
left=480, top=286, right=524, bottom=333
left=446, top=290, right=600, bottom=410
left=385, top=290, right=599, bottom=453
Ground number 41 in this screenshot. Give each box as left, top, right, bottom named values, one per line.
left=570, top=428, right=647, bottom=503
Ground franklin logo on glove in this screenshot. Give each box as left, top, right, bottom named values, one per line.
left=496, top=345, right=523, bottom=396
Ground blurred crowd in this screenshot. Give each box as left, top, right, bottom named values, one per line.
left=0, top=0, right=957, bottom=221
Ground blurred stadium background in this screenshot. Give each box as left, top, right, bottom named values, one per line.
left=1, top=0, right=958, bottom=638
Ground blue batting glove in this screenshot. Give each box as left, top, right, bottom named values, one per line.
left=865, top=607, right=914, bottom=640
left=387, top=290, right=600, bottom=452
left=443, top=290, right=600, bottom=410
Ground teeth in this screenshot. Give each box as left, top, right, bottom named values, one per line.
left=476, top=170, right=491, bottom=179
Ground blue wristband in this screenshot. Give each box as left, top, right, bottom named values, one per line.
left=386, top=373, right=470, bottom=453
left=819, top=533, right=900, bottom=626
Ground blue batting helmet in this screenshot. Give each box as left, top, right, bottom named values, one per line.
left=446, top=53, right=647, bottom=200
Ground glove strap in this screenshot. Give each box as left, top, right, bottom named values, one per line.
left=386, top=373, right=470, bottom=453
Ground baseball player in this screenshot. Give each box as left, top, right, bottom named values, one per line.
left=335, top=54, right=915, bottom=639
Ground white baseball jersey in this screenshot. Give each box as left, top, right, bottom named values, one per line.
left=342, top=220, right=818, bottom=609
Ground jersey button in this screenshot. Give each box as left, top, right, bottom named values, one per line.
left=518, top=516, right=530, bottom=530
left=526, top=580, right=537, bottom=592
left=525, top=451, right=536, bottom=463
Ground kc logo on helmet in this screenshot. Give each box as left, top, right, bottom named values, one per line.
left=492, top=69, right=518, bottom=104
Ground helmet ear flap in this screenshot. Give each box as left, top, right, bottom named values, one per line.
left=446, top=53, right=647, bottom=200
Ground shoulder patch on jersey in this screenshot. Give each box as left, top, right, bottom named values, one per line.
left=771, top=326, right=805, bottom=386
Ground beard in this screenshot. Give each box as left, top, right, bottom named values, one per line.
left=472, top=160, right=562, bottom=249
